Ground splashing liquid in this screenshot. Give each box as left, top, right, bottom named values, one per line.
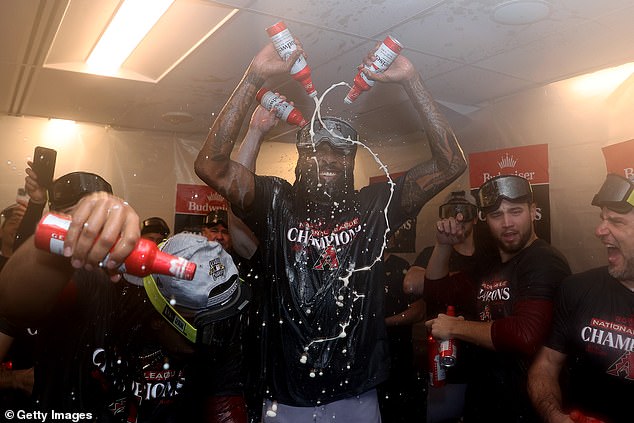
left=297, top=83, right=396, bottom=358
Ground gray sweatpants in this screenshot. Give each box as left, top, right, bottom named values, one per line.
left=262, top=389, right=382, bottom=423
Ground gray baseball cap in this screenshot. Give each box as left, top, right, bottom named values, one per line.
left=140, top=233, right=251, bottom=344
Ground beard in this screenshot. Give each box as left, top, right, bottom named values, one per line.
left=495, top=226, right=533, bottom=256
left=294, top=167, right=354, bottom=205
left=608, top=254, right=634, bottom=282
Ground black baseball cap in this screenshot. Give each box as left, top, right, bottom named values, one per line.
left=203, top=209, right=228, bottom=228
left=141, top=217, right=170, bottom=238
left=49, top=172, right=112, bottom=211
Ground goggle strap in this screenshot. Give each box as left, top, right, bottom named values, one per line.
left=143, top=275, right=198, bottom=343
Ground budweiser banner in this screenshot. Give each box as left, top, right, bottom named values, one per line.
left=468, top=144, right=551, bottom=243
left=369, top=172, right=416, bottom=253
left=601, top=139, right=634, bottom=180
left=174, top=183, right=227, bottom=234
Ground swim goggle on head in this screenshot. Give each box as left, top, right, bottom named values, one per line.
left=439, top=191, right=477, bottom=221
left=476, top=175, right=533, bottom=215
left=296, top=117, right=359, bottom=156
left=592, top=173, right=634, bottom=214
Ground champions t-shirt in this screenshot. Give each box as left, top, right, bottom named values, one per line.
left=424, top=239, right=571, bottom=422
left=238, top=174, right=412, bottom=406
left=32, top=270, right=187, bottom=422
left=546, top=267, right=634, bottom=422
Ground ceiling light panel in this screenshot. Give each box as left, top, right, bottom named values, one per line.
left=44, top=0, right=238, bottom=83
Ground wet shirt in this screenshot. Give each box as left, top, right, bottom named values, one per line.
left=546, top=267, right=634, bottom=422
left=32, top=270, right=187, bottom=422
left=237, top=175, right=411, bottom=406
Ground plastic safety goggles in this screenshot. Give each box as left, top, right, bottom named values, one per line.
left=591, top=173, right=634, bottom=213
left=439, top=202, right=477, bottom=221
left=476, top=175, right=533, bottom=213
left=296, top=117, right=358, bottom=155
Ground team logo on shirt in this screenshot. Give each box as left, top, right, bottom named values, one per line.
left=607, top=352, right=634, bottom=380
left=313, top=245, right=340, bottom=270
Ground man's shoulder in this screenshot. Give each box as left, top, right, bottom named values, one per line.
left=253, top=174, right=293, bottom=199
left=524, top=239, right=570, bottom=266
left=563, top=266, right=610, bottom=286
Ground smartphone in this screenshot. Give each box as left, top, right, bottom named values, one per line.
left=32, top=146, right=57, bottom=188
left=16, top=187, right=29, bottom=204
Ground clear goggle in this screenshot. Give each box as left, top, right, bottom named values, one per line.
left=439, top=202, right=477, bottom=221
left=591, top=173, right=634, bottom=213
left=476, top=175, right=533, bottom=213
left=296, top=117, right=358, bottom=155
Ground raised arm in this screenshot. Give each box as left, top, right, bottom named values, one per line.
left=366, top=53, right=466, bottom=213
left=424, top=214, right=495, bottom=349
left=228, top=105, right=278, bottom=258
left=194, top=42, right=301, bottom=212
left=13, top=161, right=48, bottom=251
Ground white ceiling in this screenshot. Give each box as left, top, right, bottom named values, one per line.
left=2, top=0, right=634, bottom=142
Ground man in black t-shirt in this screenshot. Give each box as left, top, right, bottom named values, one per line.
left=424, top=175, right=571, bottom=422
left=529, top=173, right=634, bottom=423
left=194, top=39, right=467, bottom=422
left=406, top=190, right=482, bottom=423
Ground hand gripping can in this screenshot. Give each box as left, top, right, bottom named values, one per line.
left=439, top=305, right=457, bottom=367
left=266, top=21, right=317, bottom=98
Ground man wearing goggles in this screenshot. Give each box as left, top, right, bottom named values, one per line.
left=529, top=174, right=634, bottom=423
left=195, top=36, right=466, bottom=422
left=424, top=174, right=571, bottom=422
left=292, top=117, right=361, bottom=204
left=404, top=190, right=479, bottom=296
left=404, top=190, right=479, bottom=421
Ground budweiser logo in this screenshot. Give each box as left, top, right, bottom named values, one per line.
left=206, top=193, right=224, bottom=202
left=497, top=153, right=517, bottom=169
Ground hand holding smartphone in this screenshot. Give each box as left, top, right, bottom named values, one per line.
left=32, top=146, right=57, bottom=189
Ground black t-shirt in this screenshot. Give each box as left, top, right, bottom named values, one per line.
left=546, top=267, right=634, bottom=422
left=383, top=254, right=413, bottom=350
left=236, top=174, right=412, bottom=406
left=32, top=270, right=188, bottom=422
left=414, top=245, right=478, bottom=275
left=424, top=239, right=571, bottom=422
left=414, top=245, right=481, bottom=319
left=0, top=316, right=37, bottom=410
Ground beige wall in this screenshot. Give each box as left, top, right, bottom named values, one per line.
left=1, top=73, right=632, bottom=273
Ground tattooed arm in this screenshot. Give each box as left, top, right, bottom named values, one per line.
left=364, top=53, right=466, bottom=214
left=194, top=43, right=302, bottom=211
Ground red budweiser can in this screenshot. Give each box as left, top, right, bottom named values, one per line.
left=34, top=212, right=196, bottom=280
left=266, top=21, right=317, bottom=98
left=428, top=334, right=446, bottom=387
left=439, top=305, right=457, bottom=367
left=34, top=212, right=69, bottom=255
